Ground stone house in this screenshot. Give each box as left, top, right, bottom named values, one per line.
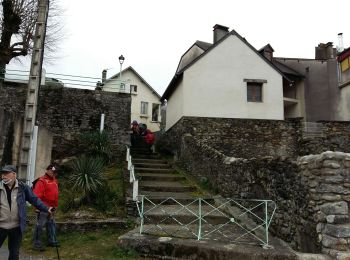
left=161, top=24, right=304, bottom=130
left=162, top=25, right=349, bottom=130
left=101, top=66, right=162, bottom=132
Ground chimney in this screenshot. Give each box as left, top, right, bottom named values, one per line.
left=259, top=44, right=274, bottom=61
left=102, top=69, right=107, bottom=83
left=326, top=42, right=335, bottom=59
left=337, top=33, right=344, bottom=52
left=315, top=42, right=336, bottom=60
left=213, top=24, right=229, bottom=43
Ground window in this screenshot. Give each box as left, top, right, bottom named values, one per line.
left=140, top=101, right=148, bottom=115
left=130, top=85, right=137, bottom=92
left=152, top=103, right=160, bottom=121
left=247, top=82, right=262, bottom=102
left=341, top=57, right=350, bottom=72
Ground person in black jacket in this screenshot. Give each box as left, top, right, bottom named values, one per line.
left=0, top=165, right=54, bottom=260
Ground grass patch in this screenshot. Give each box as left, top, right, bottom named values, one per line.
left=21, top=227, right=141, bottom=259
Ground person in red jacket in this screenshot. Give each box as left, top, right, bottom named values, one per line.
left=143, top=129, right=155, bottom=152
left=32, top=164, right=59, bottom=251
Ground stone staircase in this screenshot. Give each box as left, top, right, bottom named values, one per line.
left=131, top=145, right=202, bottom=205
left=121, top=144, right=333, bottom=259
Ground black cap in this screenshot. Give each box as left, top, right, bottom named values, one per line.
left=46, top=164, right=59, bottom=173
left=0, top=165, right=17, bottom=174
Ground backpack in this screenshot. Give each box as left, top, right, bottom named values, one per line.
left=31, top=178, right=40, bottom=190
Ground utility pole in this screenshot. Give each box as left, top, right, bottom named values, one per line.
left=18, top=0, right=49, bottom=180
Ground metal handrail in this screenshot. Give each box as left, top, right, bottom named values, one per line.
left=137, top=195, right=276, bottom=248
left=126, top=145, right=138, bottom=201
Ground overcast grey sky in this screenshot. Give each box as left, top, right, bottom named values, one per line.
left=7, top=0, right=350, bottom=95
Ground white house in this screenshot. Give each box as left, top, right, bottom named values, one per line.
left=161, top=24, right=289, bottom=130
left=102, top=66, right=162, bottom=132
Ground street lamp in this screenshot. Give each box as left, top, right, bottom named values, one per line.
left=119, top=55, right=125, bottom=90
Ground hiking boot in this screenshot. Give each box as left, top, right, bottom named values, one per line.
left=33, top=246, right=45, bottom=251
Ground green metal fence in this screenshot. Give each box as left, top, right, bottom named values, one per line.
left=136, top=195, right=276, bottom=248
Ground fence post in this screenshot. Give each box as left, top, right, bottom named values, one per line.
left=264, top=200, right=269, bottom=248
left=198, top=198, right=202, bottom=240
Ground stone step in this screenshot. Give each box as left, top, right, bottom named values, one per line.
left=132, top=154, right=161, bottom=159
left=118, top=227, right=298, bottom=260
left=133, top=162, right=170, bottom=169
left=139, top=181, right=196, bottom=192
left=138, top=173, right=185, bottom=182
left=140, top=192, right=214, bottom=204
left=142, top=205, right=229, bottom=224
left=133, top=159, right=166, bottom=164
left=135, top=167, right=173, bottom=173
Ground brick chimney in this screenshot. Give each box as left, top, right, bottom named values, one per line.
left=213, top=24, right=229, bottom=43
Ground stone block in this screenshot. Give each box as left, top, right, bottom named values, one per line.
left=321, top=194, right=342, bottom=201
left=316, top=184, right=350, bottom=195
left=315, top=211, right=327, bottom=222
left=336, top=252, right=350, bottom=260
left=319, top=201, right=348, bottom=215
left=317, top=223, right=325, bottom=233
left=342, top=195, right=350, bottom=202
left=321, top=234, right=347, bottom=250
left=323, top=224, right=350, bottom=238
left=326, top=215, right=349, bottom=224
left=309, top=180, right=319, bottom=187
left=324, top=175, right=344, bottom=184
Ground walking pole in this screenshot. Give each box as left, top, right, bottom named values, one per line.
left=49, top=210, right=60, bottom=260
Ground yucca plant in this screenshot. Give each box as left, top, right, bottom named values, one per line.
left=70, top=155, right=105, bottom=203
left=79, top=130, right=112, bottom=163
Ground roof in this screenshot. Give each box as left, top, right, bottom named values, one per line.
left=272, top=59, right=305, bottom=77
left=106, top=66, right=161, bottom=99
left=338, top=47, right=350, bottom=62
left=258, top=44, right=274, bottom=53
left=161, top=29, right=292, bottom=101
left=195, top=40, right=212, bottom=51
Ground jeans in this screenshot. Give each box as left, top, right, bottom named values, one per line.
left=0, top=227, right=22, bottom=260
left=33, top=212, right=58, bottom=248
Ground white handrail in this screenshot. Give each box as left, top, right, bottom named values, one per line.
left=126, top=145, right=139, bottom=201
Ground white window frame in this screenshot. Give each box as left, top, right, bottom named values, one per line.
left=140, top=101, right=148, bottom=115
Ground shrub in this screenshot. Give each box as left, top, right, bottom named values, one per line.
left=70, top=155, right=105, bottom=202
left=78, top=130, right=112, bottom=163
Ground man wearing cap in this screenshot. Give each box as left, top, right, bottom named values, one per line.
left=32, top=163, right=60, bottom=251
left=0, top=165, right=53, bottom=260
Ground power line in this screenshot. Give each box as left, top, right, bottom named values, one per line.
left=4, top=68, right=101, bottom=80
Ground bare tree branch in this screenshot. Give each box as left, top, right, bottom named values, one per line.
left=0, top=0, right=65, bottom=69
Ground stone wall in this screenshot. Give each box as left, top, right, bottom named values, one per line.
left=177, top=134, right=312, bottom=251
left=159, top=117, right=301, bottom=159
left=158, top=117, right=350, bottom=159
left=298, top=152, right=350, bottom=259
left=300, top=122, right=350, bottom=156
left=0, top=83, right=131, bottom=162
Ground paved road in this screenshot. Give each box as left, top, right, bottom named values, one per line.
left=0, top=247, right=47, bottom=260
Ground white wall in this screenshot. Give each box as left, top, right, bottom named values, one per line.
left=103, top=69, right=162, bottom=132
left=337, top=85, right=350, bottom=120
left=174, top=35, right=282, bottom=124
left=165, top=79, right=184, bottom=131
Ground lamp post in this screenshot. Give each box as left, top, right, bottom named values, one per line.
left=119, top=55, right=125, bottom=90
